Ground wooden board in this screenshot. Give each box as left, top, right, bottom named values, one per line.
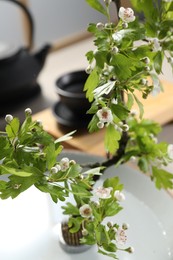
left=32, top=78, right=173, bottom=156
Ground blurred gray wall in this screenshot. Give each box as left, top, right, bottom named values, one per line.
left=0, top=0, right=114, bottom=49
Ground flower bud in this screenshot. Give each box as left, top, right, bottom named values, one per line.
left=141, top=57, right=150, bottom=64
left=70, top=159, right=76, bottom=165
left=122, top=22, right=128, bottom=29
left=112, top=46, right=119, bottom=54
left=126, top=246, right=135, bottom=253
left=114, top=190, right=125, bottom=201
left=36, top=119, right=42, bottom=127
left=50, top=167, right=58, bottom=174
left=122, top=124, right=129, bottom=132
left=5, top=114, right=13, bottom=123
left=104, top=0, right=112, bottom=6
left=82, top=229, right=88, bottom=236
left=85, top=65, right=92, bottom=74
left=25, top=108, right=32, bottom=116
left=122, top=223, right=129, bottom=230
left=97, top=121, right=104, bottom=129
left=144, top=66, right=150, bottom=71
left=96, top=22, right=104, bottom=30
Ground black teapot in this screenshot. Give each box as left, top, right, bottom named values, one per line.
left=0, top=0, right=51, bottom=103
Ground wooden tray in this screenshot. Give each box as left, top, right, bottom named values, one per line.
left=32, top=78, right=173, bottom=156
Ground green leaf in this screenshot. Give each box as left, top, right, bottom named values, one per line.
left=67, top=164, right=82, bottom=178
left=95, top=224, right=110, bottom=245
left=138, top=157, right=149, bottom=173
left=133, top=94, right=144, bottom=119
left=88, top=114, right=100, bottom=133
left=85, top=0, right=107, bottom=17
left=93, top=81, right=115, bottom=98
left=103, top=176, right=123, bottom=191
left=62, top=202, right=79, bottom=215
left=111, top=104, right=130, bottom=121
left=110, top=54, right=132, bottom=80
left=126, top=93, right=134, bottom=110
left=0, top=165, right=33, bottom=177
left=0, top=174, right=40, bottom=199
left=105, top=124, right=121, bottom=154
left=68, top=217, right=83, bottom=233
left=102, top=242, right=117, bottom=253
left=104, top=201, right=122, bottom=217
left=44, top=143, right=56, bottom=170
left=35, top=183, right=66, bottom=203
left=153, top=51, right=163, bottom=74
left=71, top=183, right=92, bottom=198
left=5, top=117, right=20, bottom=139
left=55, top=130, right=76, bottom=143
left=152, top=166, right=173, bottom=189
left=94, top=51, right=107, bottom=68
left=84, top=68, right=99, bottom=102
left=98, top=248, right=118, bottom=259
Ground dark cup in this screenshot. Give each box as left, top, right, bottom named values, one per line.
left=55, top=70, right=90, bottom=116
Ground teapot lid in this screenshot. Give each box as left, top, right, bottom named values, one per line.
left=0, top=42, right=19, bottom=61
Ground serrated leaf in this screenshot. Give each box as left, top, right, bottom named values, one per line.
left=55, top=130, right=76, bottom=143
left=111, top=104, right=130, bottom=120
left=152, top=166, right=173, bottom=189
left=133, top=94, right=144, bottom=119
left=104, top=201, right=122, bottom=217
left=62, top=202, right=79, bottom=215
left=84, top=68, right=99, bottom=102
left=93, top=81, right=115, bottom=98
left=126, top=93, right=134, bottom=110
left=105, top=124, right=121, bottom=154
left=153, top=51, right=163, bottom=74
left=0, top=165, right=33, bottom=177
left=5, top=117, right=20, bottom=139
left=44, top=143, right=56, bottom=170
left=67, top=164, right=82, bottom=178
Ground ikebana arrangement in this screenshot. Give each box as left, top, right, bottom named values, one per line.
left=0, top=0, right=173, bottom=259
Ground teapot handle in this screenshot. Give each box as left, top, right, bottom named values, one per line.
left=0, top=0, right=34, bottom=50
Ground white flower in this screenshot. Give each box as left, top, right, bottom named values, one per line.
left=95, top=186, right=112, bottom=199
left=60, top=157, right=70, bottom=172
left=96, top=107, right=113, bottom=124
left=116, top=227, right=127, bottom=245
left=25, top=108, right=32, bottom=116
left=163, top=0, right=172, bottom=2
left=114, top=190, right=125, bottom=201
left=118, top=7, right=135, bottom=23
left=167, top=144, right=173, bottom=160
left=5, top=114, right=13, bottom=123
left=79, top=204, right=92, bottom=218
